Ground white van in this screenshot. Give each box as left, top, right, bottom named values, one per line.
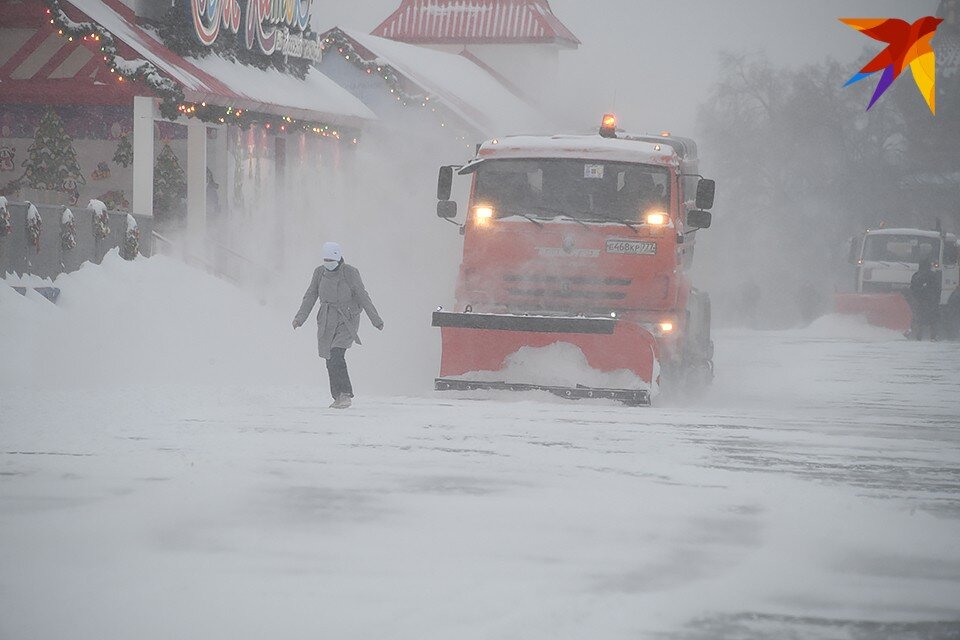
left=850, top=228, right=959, bottom=305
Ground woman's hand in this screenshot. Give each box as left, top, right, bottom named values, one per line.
left=292, top=319, right=301, bottom=329
left=374, top=320, right=384, bottom=331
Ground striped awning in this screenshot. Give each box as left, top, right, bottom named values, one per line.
left=0, top=0, right=374, bottom=125
left=0, top=0, right=138, bottom=105
left=372, top=0, right=580, bottom=48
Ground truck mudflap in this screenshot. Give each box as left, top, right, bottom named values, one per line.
left=435, top=378, right=651, bottom=406
left=432, top=311, right=659, bottom=390
left=834, top=293, right=912, bottom=333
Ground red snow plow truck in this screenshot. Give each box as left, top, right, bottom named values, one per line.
left=431, top=115, right=717, bottom=406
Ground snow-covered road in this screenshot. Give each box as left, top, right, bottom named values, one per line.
left=2, top=315, right=959, bottom=639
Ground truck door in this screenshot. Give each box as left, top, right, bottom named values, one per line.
left=943, top=240, right=960, bottom=304
left=847, top=234, right=864, bottom=292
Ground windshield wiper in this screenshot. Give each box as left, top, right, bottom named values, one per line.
left=510, top=205, right=590, bottom=229
left=559, top=215, right=589, bottom=228
left=588, top=211, right=637, bottom=231
left=500, top=210, right=544, bottom=228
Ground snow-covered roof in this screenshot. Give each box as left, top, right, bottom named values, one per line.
left=474, top=134, right=681, bottom=167
left=183, top=53, right=375, bottom=123
left=337, top=29, right=541, bottom=136
left=901, top=171, right=960, bottom=187
left=372, top=0, right=580, bottom=48
left=866, top=228, right=957, bottom=240
left=64, top=0, right=375, bottom=125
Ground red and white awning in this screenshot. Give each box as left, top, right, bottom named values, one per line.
left=0, top=0, right=375, bottom=126
left=0, top=0, right=140, bottom=105
left=372, top=0, right=580, bottom=48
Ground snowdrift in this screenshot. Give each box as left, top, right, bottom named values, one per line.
left=794, top=313, right=906, bottom=341
left=453, top=342, right=651, bottom=391
left=1, top=251, right=318, bottom=389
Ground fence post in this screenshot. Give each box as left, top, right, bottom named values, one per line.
left=187, top=118, right=207, bottom=247
left=133, top=96, right=156, bottom=220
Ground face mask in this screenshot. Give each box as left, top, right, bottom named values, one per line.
left=323, top=260, right=340, bottom=271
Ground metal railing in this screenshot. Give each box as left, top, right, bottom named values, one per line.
left=151, top=229, right=280, bottom=291
left=0, top=200, right=153, bottom=279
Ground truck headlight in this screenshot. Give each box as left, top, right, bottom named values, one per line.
left=474, top=205, right=494, bottom=226
left=645, top=212, right=668, bottom=226
left=642, top=320, right=676, bottom=336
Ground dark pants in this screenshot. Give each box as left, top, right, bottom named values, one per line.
left=945, top=303, right=960, bottom=341
left=326, top=347, right=353, bottom=399
left=912, top=308, right=939, bottom=341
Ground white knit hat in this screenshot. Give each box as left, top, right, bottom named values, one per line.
left=322, top=241, right=342, bottom=262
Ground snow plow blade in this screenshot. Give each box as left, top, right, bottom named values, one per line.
left=834, top=293, right=912, bottom=333
left=432, top=311, right=658, bottom=401
left=433, top=311, right=615, bottom=334
left=435, top=378, right=651, bottom=406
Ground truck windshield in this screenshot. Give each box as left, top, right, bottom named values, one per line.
left=474, top=159, right=670, bottom=222
left=863, top=235, right=940, bottom=263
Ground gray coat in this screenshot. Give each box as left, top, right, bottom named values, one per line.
left=294, top=263, right=382, bottom=359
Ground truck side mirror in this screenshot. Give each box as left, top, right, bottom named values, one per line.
left=687, top=209, right=712, bottom=230
left=437, top=200, right=457, bottom=219
left=437, top=166, right=454, bottom=201
left=846, top=236, right=863, bottom=264
left=696, top=179, right=716, bottom=210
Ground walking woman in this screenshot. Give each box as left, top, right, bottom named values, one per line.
left=293, top=242, right=383, bottom=408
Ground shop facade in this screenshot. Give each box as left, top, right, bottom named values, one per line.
left=0, top=0, right=373, bottom=277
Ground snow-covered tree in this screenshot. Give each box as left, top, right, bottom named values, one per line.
left=121, top=214, right=139, bottom=260
left=60, top=207, right=77, bottom=251
left=88, top=198, right=110, bottom=240
left=26, top=202, right=42, bottom=254
left=0, top=196, right=10, bottom=238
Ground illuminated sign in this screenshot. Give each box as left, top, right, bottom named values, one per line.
left=191, top=0, right=323, bottom=63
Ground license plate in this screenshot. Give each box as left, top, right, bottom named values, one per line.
left=606, top=240, right=657, bottom=255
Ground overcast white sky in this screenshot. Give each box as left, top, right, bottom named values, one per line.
left=314, top=0, right=938, bottom=134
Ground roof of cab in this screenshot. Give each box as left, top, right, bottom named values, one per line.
left=867, top=228, right=957, bottom=240
left=475, top=134, right=686, bottom=167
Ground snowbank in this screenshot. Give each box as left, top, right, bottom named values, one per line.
left=794, top=313, right=906, bottom=341
left=1, top=251, right=318, bottom=388
left=456, top=342, right=650, bottom=391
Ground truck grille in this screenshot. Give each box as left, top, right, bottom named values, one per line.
left=502, top=274, right=630, bottom=301
left=503, top=275, right=632, bottom=286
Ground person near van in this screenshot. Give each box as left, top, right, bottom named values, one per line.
left=909, top=258, right=942, bottom=341
left=945, top=286, right=960, bottom=340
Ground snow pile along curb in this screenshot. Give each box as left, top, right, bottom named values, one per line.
left=1, top=251, right=317, bottom=388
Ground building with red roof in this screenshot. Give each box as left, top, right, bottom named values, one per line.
left=372, top=0, right=580, bottom=48
left=371, top=0, right=579, bottom=101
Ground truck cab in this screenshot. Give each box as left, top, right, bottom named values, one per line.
left=432, top=116, right=717, bottom=404
left=851, top=228, right=960, bottom=305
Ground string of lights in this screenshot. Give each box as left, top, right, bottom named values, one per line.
left=321, top=28, right=475, bottom=149
left=42, top=0, right=359, bottom=143
left=322, top=29, right=431, bottom=108
left=174, top=103, right=357, bottom=143
left=42, top=0, right=182, bottom=107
